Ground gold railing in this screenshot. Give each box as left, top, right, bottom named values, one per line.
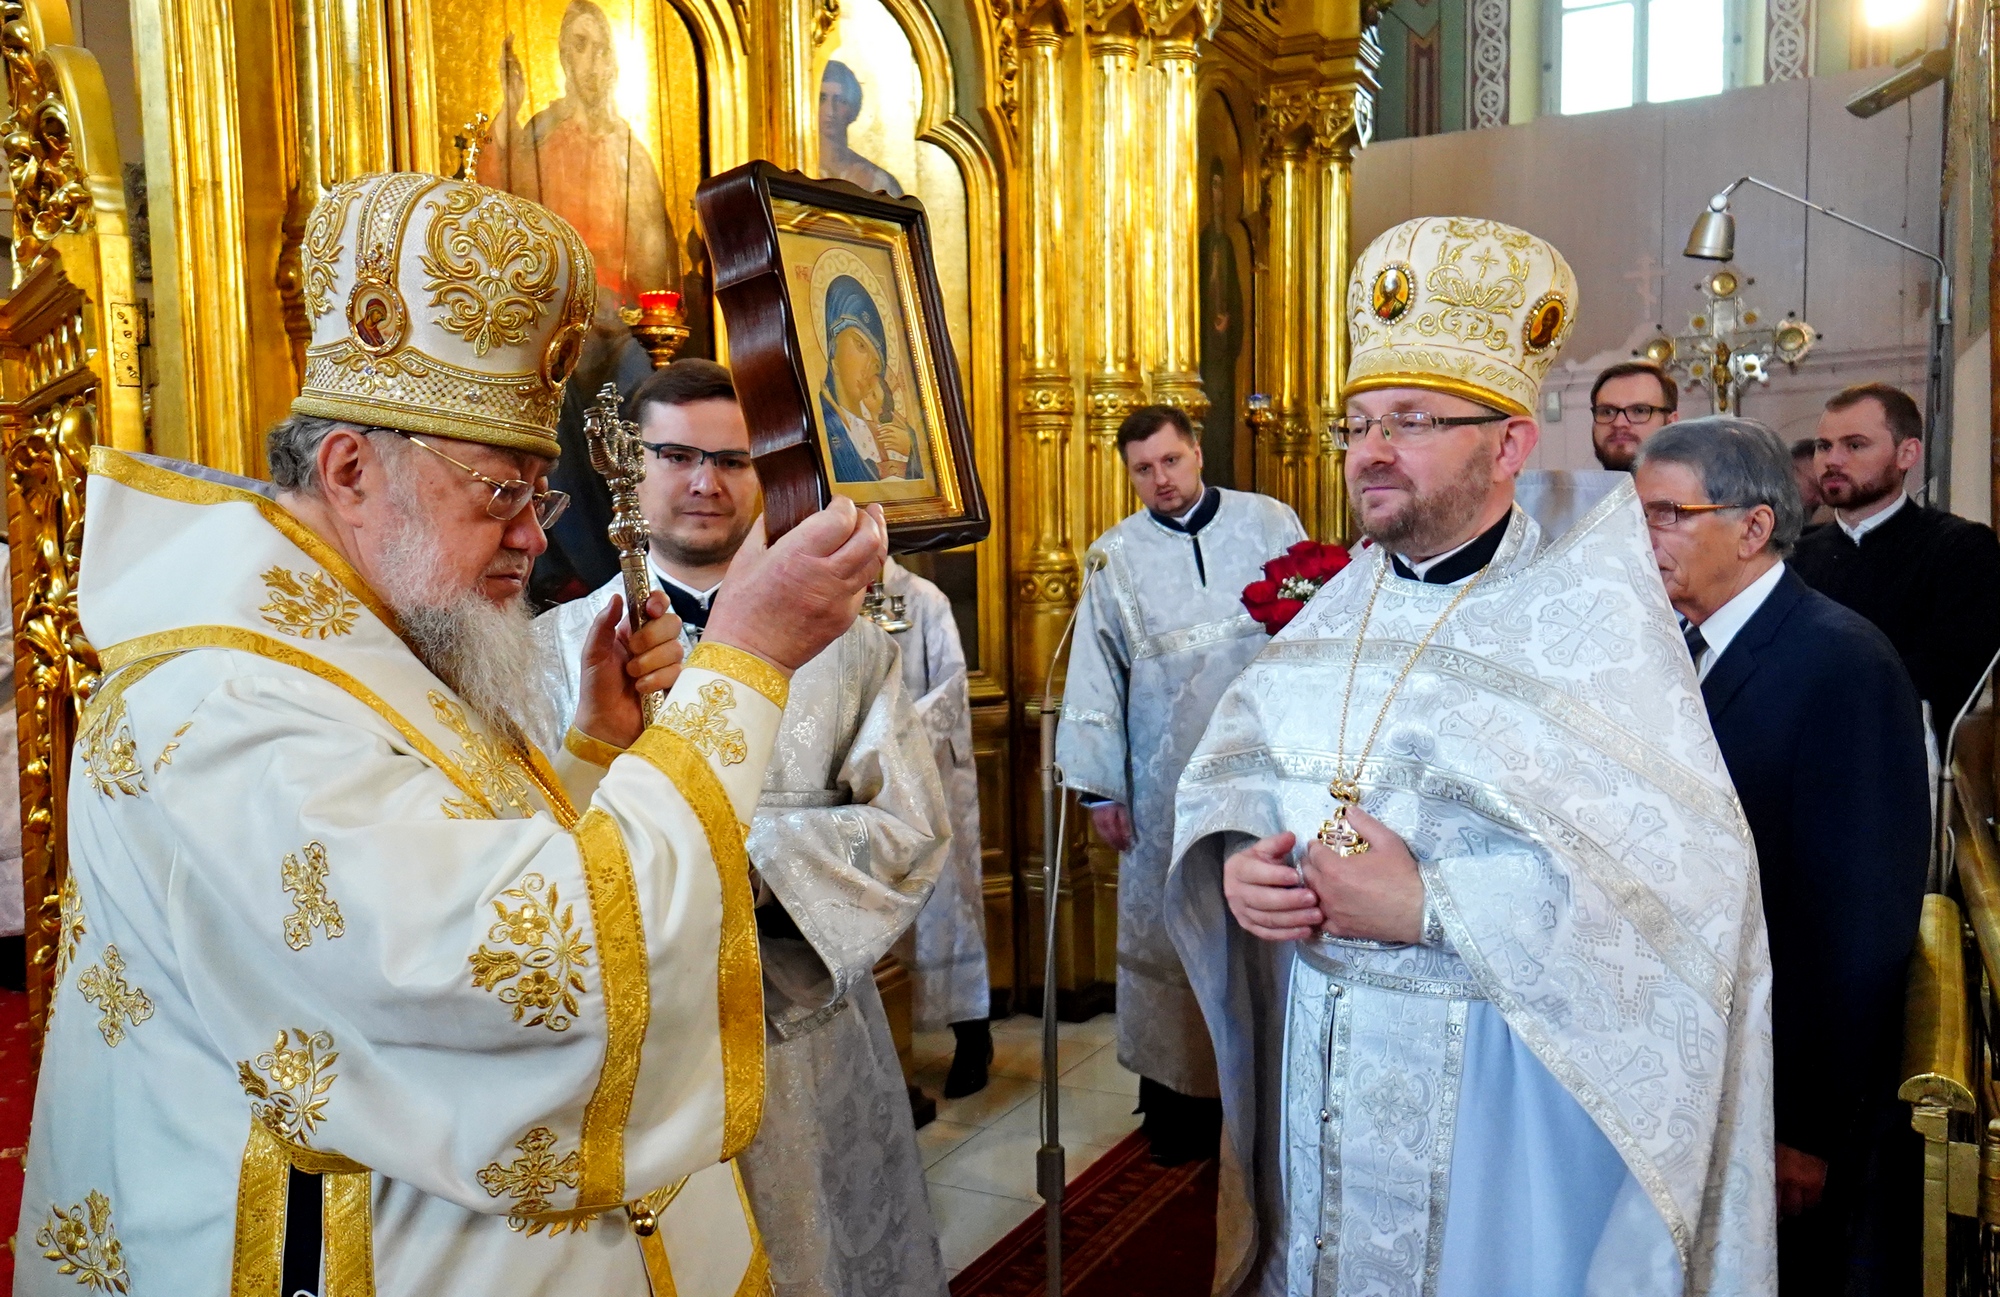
left=1908, top=708, right=2000, bottom=1294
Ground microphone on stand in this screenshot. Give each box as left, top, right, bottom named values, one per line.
left=1037, top=548, right=1107, bottom=1295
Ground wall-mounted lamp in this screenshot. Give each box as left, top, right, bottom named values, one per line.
left=1846, top=48, right=1951, bottom=118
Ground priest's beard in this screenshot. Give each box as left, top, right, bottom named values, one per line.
left=1353, top=449, right=1493, bottom=559
left=373, top=475, right=555, bottom=754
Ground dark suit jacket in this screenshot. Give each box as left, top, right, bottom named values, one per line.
left=1701, top=568, right=1930, bottom=1161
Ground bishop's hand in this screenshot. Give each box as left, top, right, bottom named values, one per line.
left=1222, top=832, right=1323, bottom=943
left=1300, top=805, right=1425, bottom=945
left=575, top=591, right=685, bottom=750
left=705, top=497, right=888, bottom=672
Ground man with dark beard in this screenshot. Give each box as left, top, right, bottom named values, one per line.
left=1167, top=216, right=1774, bottom=1295
left=540, top=358, right=953, bottom=1297
left=20, top=173, right=888, bottom=1297
left=1793, top=381, right=2000, bottom=741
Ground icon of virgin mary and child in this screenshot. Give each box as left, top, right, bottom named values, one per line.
left=817, top=274, right=924, bottom=484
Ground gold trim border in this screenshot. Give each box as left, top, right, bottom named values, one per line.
left=627, top=726, right=764, bottom=1160
left=1340, top=372, right=1534, bottom=420
left=565, top=726, right=626, bottom=769
left=573, top=805, right=650, bottom=1210
left=289, top=394, right=562, bottom=462
left=232, top=1122, right=374, bottom=1297
left=683, top=643, right=789, bottom=711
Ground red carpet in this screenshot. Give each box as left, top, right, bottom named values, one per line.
left=0, top=990, right=32, bottom=1291
left=949, top=1130, right=1218, bottom=1297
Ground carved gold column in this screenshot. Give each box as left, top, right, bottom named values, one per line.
left=1143, top=22, right=1206, bottom=427
left=1250, top=31, right=1376, bottom=544
left=1083, top=18, right=1144, bottom=541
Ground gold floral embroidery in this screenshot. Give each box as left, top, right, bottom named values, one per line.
left=281, top=841, right=345, bottom=950
left=259, top=565, right=362, bottom=639
left=441, top=796, right=491, bottom=820
left=54, top=874, right=84, bottom=986
left=153, top=721, right=192, bottom=772
left=37, top=1189, right=129, bottom=1291
left=478, top=1126, right=580, bottom=1231
left=430, top=692, right=537, bottom=816
left=468, top=873, right=591, bottom=1032
left=238, top=1028, right=339, bottom=1146
left=660, top=679, right=747, bottom=767
left=420, top=184, right=562, bottom=356
left=301, top=185, right=354, bottom=321
left=75, top=946, right=153, bottom=1047
left=78, top=692, right=145, bottom=798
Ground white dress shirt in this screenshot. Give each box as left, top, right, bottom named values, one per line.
left=1836, top=492, right=1908, bottom=543
left=1690, top=560, right=1786, bottom=680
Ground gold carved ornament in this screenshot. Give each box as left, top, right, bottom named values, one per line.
left=36, top=1189, right=129, bottom=1292
left=0, top=0, right=94, bottom=274
left=74, top=943, right=152, bottom=1046
left=419, top=184, right=562, bottom=357
left=468, top=873, right=593, bottom=1032
left=238, top=1028, right=339, bottom=1147
left=281, top=840, right=345, bottom=950
left=259, top=565, right=362, bottom=639
left=480, top=1126, right=583, bottom=1234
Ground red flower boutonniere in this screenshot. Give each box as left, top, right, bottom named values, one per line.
left=1241, top=540, right=1353, bottom=635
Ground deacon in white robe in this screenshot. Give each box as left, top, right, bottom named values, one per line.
left=1168, top=218, right=1773, bottom=1296
left=882, top=557, right=993, bottom=1095
left=539, top=358, right=951, bottom=1297
left=21, top=168, right=892, bottom=1297
left=1057, top=405, right=1303, bottom=1157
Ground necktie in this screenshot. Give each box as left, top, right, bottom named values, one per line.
left=1682, top=619, right=1709, bottom=671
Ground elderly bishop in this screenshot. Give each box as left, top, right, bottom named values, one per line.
left=1168, top=218, right=1775, bottom=1295
left=540, top=359, right=952, bottom=1297
left=20, top=173, right=889, bottom=1296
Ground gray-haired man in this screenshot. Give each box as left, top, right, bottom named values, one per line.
left=1635, top=417, right=1929, bottom=1294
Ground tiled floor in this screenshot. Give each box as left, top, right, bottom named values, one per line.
left=910, top=1012, right=1141, bottom=1281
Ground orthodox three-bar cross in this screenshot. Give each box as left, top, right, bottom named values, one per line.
left=585, top=382, right=666, bottom=727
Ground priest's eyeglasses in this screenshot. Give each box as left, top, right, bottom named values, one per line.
left=405, top=436, right=571, bottom=529
left=641, top=441, right=757, bottom=474
left=1641, top=500, right=1748, bottom=529
left=1331, top=411, right=1506, bottom=449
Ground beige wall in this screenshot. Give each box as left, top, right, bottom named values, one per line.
left=1352, top=66, right=1946, bottom=475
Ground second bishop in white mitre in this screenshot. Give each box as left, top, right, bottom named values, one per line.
left=1169, top=218, right=1775, bottom=1296
left=540, top=360, right=951, bottom=1297
left=18, top=173, right=892, bottom=1296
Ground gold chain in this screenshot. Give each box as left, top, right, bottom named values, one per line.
left=1320, top=555, right=1487, bottom=855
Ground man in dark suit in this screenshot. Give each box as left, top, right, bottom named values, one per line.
left=1793, top=382, right=2000, bottom=743
left=1635, top=417, right=1931, bottom=1295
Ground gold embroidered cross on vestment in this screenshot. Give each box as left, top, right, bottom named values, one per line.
left=76, top=946, right=154, bottom=1047
left=281, top=841, right=346, bottom=950
left=662, top=678, right=748, bottom=766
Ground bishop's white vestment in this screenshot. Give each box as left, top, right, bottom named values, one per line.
left=542, top=577, right=952, bottom=1297
left=1167, top=474, right=1775, bottom=1297
left=881, top=557, right=990, bottom=1030
left=1057, top=487, right=1304, bottom=1093
left=22, top=450, right=780, bottom=1296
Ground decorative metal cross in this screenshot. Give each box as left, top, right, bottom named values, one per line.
left=1639, top=267, right=1818, bottom=415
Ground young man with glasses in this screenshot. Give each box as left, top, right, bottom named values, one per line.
left=539, top=358, right=955, bottom=1297
left=1634, top=417, right=1927, bottom=1295
left=1588, top=359, right=1680, bottom=471
left=1171, top=216, right=1774, bottom=1295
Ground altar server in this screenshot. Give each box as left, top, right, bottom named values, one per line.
left=1170, top=217, right=1775, bottom=1295
left=541, top=358, right=951, bottom=1297
left=20, top=172, right=888, bottom=1296
left=1056, top=403, right=1304, bottom=1163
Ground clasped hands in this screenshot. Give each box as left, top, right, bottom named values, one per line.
left=574, top=498, right=888, bottom=749
left=1221, top=803, right=1425, bottom=946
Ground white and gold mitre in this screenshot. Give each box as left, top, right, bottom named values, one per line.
left=290, top=171, right=596, bottom=460
left=1344, top=216, right=1578, bottom=419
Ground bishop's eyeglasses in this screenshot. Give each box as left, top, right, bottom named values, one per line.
left=1330, top=411, right=1506, bottom=450
left=405, top=435, right=570, bottom=529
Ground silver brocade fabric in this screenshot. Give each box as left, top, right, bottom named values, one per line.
left=1056, top=489, right=1306, bottom=1094
left=540, top=587, right=951, bottom=1297
left=882, top=558, right=990, bottom=1030
left=1168, top=478, right=1776, bottom=1297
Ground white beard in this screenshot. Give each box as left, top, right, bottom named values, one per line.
left=372, top=475, right=556, bottom=754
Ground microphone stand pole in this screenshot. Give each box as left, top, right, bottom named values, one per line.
left=1036, top=553, right=1102, bottom=1296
